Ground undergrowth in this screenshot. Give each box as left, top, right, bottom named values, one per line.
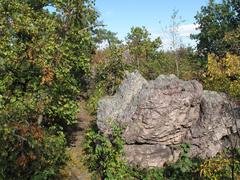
left=84, top=123, right=240, bottom=180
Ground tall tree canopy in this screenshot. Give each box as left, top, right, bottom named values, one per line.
left=0, top=0, right=98, bottom=126
left=192, top=0, right=240, bottom=57
left=126, top=26, right=162, bottom=66
left=94, top=28, right=122, bottom=48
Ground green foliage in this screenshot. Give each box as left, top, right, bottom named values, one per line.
left=200, top=149, right=240, bottom=180
left=164, top=144, right=201, bottom=180
left=139, top=47, right=200, bottom=80
left=126, top=26, right=162, bottom=67
left=138, top=52, right=176, bottom=80
left=86, top=82, right=105, bottom=114
left=192, top=0, right=240, bottom=57
left=132, top=168, right=164, bottom=180
left=0, top=0, right=98, bottom=178
left=84, top=124, right=201, bottom=180
left=87, top=48, right=128, bottom=114
left=224, top=26, right=240, bottom=56
left=0, top=122, right=68, bottom=180
left=203, top=53, right=240, bottom=98
left=193, top=0, right=240, bottom=100
left=95, top=49, right=127, bottom=95
left=84, top=123, right=131, bottom=180
left=94, top=28, right=122, bottom=48
left=0, top=0, right=98, bottom=127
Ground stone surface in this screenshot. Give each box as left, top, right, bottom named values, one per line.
left=186, top=91, right=240, bottom=158
left=97, top=71, right=240, bottom=168
left=124, top=144, right=180, bottom=168
left=97, top=71, right=148, bottom=134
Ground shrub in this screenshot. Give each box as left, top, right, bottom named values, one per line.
left=138, top=49, right=199, bottom=81
left=0, top=0, right=98, bottom=178
left=200, top=150, right=240, bottom=180
left=0, top=122, right=68, bottom=179
left=138, top=52, right=176, bottom=80
left=87, top=48, right=128, bottom=114
left=86, top=82, right=106, bottom=114
left=134, top=168, right=164, bottom=180
left=164, top=144, right=201, bottom=180
left=0, top=0, right=98, bottom=128
left=84, top=124, right=201, bottom=180
left=203, top=53, right=240, bottom=99
left=84, top=123, right=131, bottom=180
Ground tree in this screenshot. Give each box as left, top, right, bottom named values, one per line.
left=126, top=26, right=162, bottom=68
left=0, top=0, right=98, bottom=178
left=224, top=26, right=240, bottom=55
left=94, top=28, right=122, bottom=48
left=0, top=0, right=98, bottom=125
left=168, top=9, right=184, bottom=51
left=168, top=9, right=185, bottom=77
left=192, top=0, right=240, bottom=57
left=203, top=53, right=240, bottom=98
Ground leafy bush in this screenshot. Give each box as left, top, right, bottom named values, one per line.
left=86, top=82, right=106, bottom=114
left=131, top=168, right=164, bottom=180
left=84, top=124, right=200, bottom=180
left=95, top=59, right=126, bottom=96
left=138, top=52, right=176, bottom=80
left=203, top=53, right=240, bottom=98
left=84, top=123, right=131, bottom=180
left=0, top=0, right=98, bottom=178
left=87, top=48, right=128, bottom=114
left=164, top=144, right=201, bottom=180
left=138, top=48, right=200, bottom=81
left=199, top=148, right=240, bottom=180
left=0, top=0, right=98, bottom=128
left=0, top=122, right=68, bottom=180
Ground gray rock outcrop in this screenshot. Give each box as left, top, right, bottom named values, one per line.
left=97, top=71, right=240, bottom=168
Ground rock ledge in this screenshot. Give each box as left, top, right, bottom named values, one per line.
left=97, top=71, right=240, bottom=168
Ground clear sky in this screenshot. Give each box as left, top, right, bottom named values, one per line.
left=95, top=0, right=212, bottom=48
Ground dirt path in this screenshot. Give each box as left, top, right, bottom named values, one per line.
left=60, top=102, right=94, bottom=180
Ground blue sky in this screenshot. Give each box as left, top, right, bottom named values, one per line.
left=95, top=0, right=212, bottom=48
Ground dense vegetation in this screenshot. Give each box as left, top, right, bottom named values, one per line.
left=192, top=0, right=240, bottom=57
left=0, top=0, right=98, bottom=179
left=84, top=124, right=240, bottom=180
left=0, top=0, right=239, bottom=179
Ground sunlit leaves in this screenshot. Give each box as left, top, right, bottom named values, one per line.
left=192, top=0, right=240, bottom=57
left=0, top=0, right=98, bottom=178
left=126, top=26, right=162, bottom=66
left=204, top=53, right=240, bottom=98
left=0, top=0, right=98, bottom=125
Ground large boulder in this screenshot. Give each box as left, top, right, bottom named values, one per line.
left=97, top=71, right=240, bottom=168
left=186, top=91, right=240, bottom=157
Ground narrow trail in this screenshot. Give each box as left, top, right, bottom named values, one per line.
left=60, top=102, right=94, bottom=180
